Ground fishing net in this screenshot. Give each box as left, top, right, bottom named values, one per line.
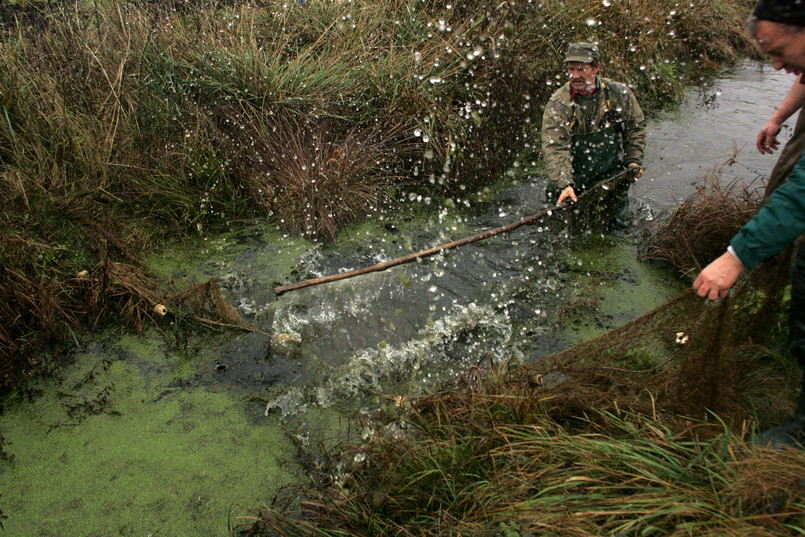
left=70, top=214, right=254, bottom=332
left=80, top=261, right=252, bottom=332
left=172, top=277, right=252, bottom=330
left=530, top=173, right=794, bottom=433
left=536, top=257, right=790, bottom=425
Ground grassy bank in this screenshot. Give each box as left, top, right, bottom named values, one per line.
left=237, top=370, right=805, bottom=536
left=0, top=0, right=757, bottom=386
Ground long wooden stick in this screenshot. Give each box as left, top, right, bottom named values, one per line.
left=273, top=167, right=638, bottom=296
left=274, top=203, right=561, bottom=295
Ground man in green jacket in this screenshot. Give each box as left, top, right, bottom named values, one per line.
left=693, top=0, right=805, bottom=447
left=541, top=42, right=646, bottom=228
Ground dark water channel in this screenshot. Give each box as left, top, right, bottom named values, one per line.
left=639, top=60, right=794, bottom=207
left=0, top=61, right=798, bottom=536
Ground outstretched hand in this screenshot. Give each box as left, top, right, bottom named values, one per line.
left=557, top=186, right=577, bottom=205
left=693, top=251, right=745, bottom=300
left=627, top=162, right=644, bottom=180
left=757, top=119, right=782, bottom=155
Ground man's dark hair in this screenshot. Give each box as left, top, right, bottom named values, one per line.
left=747, top=13, right=805, bottom=37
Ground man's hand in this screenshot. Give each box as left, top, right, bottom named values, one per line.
left=628, top=162, right=644, bottom=180
left=757, top=118, right=782, bottom=154
left=557, top=186, right=577, bottom=205
left=693, top=251, right=745, bottom=300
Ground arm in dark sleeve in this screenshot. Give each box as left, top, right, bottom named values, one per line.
left=731, top=153, right=805, bottom=269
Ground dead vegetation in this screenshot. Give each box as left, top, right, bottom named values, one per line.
left=639, top=160, right=765, bottom=276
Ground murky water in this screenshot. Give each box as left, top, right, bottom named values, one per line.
left=639, top=60, right=797, bottom=208
left=0, top=60, right=797, bottom=536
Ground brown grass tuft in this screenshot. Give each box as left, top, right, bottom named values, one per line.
left=639, top=160, right=764, bottom=277
left=220, top=110, right=418, bottom=240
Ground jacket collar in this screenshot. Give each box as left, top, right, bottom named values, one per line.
left=570, top=76, right=599, bottom=98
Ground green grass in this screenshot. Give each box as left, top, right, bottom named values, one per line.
left=236, top=361, right=805, bottom=536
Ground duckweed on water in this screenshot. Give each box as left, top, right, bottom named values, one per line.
left=147, top=223, right=313, bottom=287
left=554, top=233, right=688, bottom=345
left=0, top=331, right=302, bottom=537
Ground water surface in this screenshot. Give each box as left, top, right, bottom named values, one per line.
left=639, top=60, right=797, bottom=208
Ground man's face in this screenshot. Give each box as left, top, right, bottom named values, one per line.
left=755, top=20, right=805, bottom=76
left=567, top=61, right=599, bottom=91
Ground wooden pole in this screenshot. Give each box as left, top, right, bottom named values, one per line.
left=274, top=203, right=562, bottom=295
left=273, top=167, right=639, bottom=296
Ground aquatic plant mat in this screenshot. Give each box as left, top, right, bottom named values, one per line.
left=236, top=175, right=805, bottom=535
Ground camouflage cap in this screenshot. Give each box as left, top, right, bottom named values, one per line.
left=565, top=42, right=600, bottom=64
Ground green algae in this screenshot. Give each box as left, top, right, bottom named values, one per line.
left=147, top=222, right=313, bottom=287
left=0, top=330, right=303, bottom=537
left=555, top=233, right=689, bottom=347
left=332, top=200, right=474, bottom=259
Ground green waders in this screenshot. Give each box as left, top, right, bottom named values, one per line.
left=547, top=123, right=629, bottom=229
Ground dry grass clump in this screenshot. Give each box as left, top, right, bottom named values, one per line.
left=218, top=110, right=417, bottom=240
left=639, top=162, right=765, bottom=277
left=0, top=235, right=88, bottom=386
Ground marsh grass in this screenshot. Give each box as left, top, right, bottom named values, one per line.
left=237, top=361, right=805, bottom=536
left=234, top=115, right=417, bottom=239
left=639, top=159, right=765, bottom=277
left=0, top=0, right=759, bottom=385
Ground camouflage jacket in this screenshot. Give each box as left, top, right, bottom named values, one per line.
left=541, top=76, right=647, bottom=191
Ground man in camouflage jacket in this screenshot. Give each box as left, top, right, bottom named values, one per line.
left=541, top=42, right=646, bottom=228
